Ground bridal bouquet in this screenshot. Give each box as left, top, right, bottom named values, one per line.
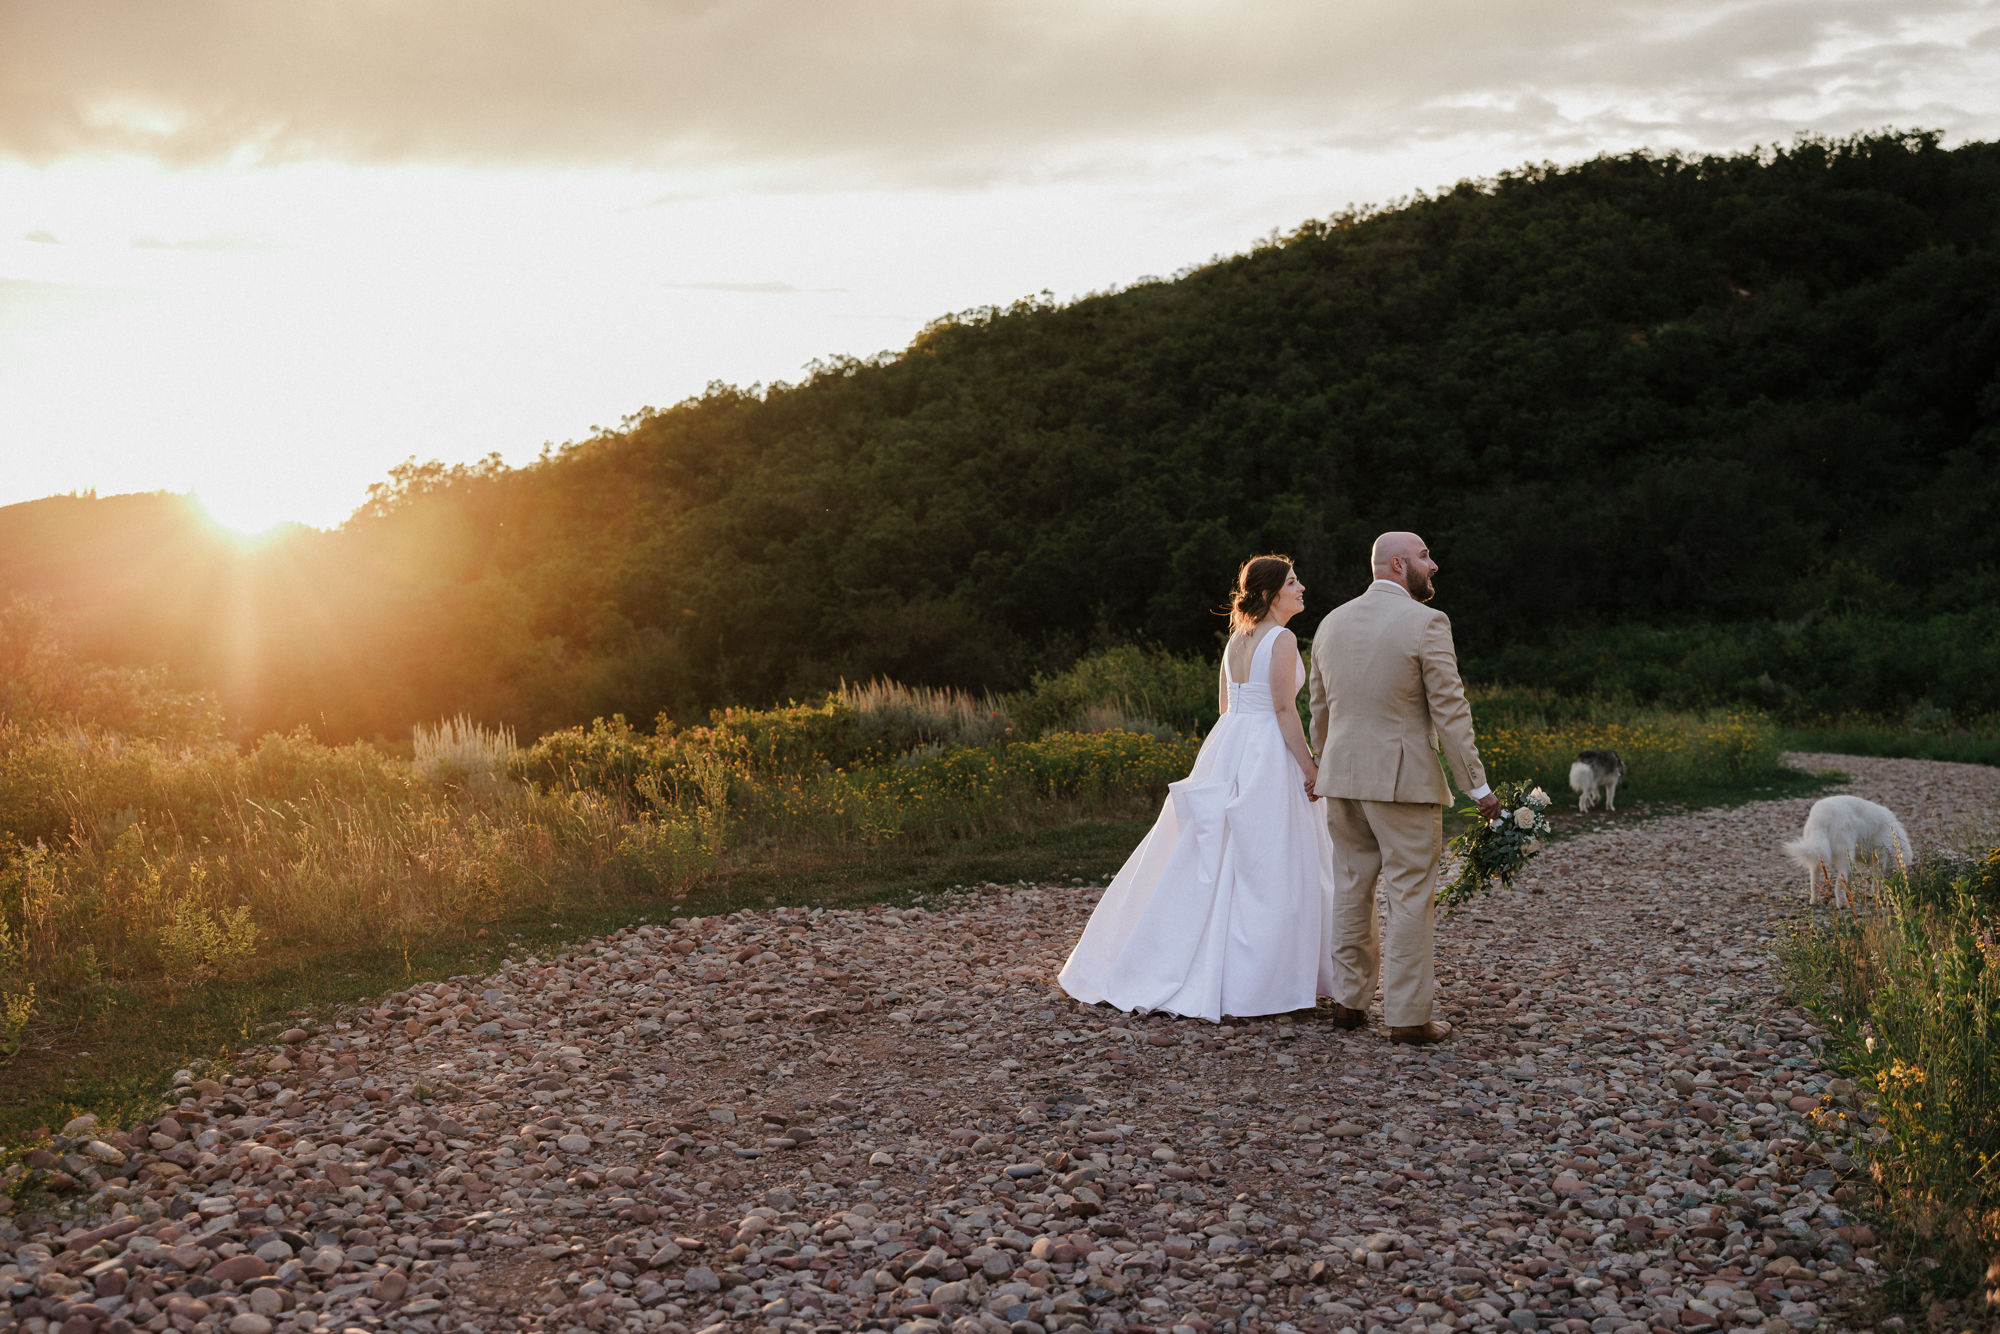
left=1437, top=780, right=1553, bottom=915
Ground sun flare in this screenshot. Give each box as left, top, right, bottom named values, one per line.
left=193, top=487, right=294, bottom=540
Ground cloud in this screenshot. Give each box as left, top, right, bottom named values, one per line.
left=128, top=232, right=276, bottom=251
left=2, top=0, right=1995, bottom=183
left=663, top=280, right=846, bottom=295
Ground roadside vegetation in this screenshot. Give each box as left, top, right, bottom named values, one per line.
left=1778, top=712, right=2000, bottom=769
left=1469, top=689, right=1825, bottom=813
left=1776, top=849, right=2000, bottom=1313
left=2, top=609, right=1817, bottom=1139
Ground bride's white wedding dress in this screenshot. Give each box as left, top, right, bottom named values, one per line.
left=1058, top=627, right=1338, bottom=1021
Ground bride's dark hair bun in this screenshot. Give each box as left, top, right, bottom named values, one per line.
left=1227, top=554, right=1294, bottom=632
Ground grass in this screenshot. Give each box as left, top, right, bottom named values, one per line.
left=0, top=681, right=1183, bottom=1142
left=1775, top=847, right=2000, bottom=1312
left=1464, top=688, right=1832, bottom=822
left=0, top=816, right=1146, bottom=1143
left=1779, top=715, right=2000, bottom=768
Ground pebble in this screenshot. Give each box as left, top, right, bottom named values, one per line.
left=0, top=753, right=1989, bottom=1334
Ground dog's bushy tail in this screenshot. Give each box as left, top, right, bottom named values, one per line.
left=1568, top=760, right=1591, bottom=794
left=1783, top=834, right=1824, bottom=875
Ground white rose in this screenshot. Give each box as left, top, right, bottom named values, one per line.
left=1513, top=807, right=1535, bottom=830
left=1527, top=787, right=1550, bottom=810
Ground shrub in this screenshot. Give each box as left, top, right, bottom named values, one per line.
left=512, top=715, right=654, bottom=795
left=614, top=809, right=714, bottom=892
left=1008, top=645, right=1219, bottom=738
left=1077, top=701, right=1178, bottom=740
left=869, top=729, right=1200, bottom=812
left=157, top=898, right=260, bottom=991
left=0, top=916, right=33, bottom=1062
left=1474, top=606, right=2000, bottom=721
left=695, top=697, right=859, bottom=774
left=1777, top=714, right=2000, bottom=769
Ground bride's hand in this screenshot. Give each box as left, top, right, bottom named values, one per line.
left=1303, top=777, right=1321, bottom=803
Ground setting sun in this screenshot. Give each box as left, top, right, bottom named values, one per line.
left=193, top=484, right=300, bottom=539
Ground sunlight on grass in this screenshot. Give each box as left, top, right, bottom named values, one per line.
left=0, top=645, right=1843, bottom=1140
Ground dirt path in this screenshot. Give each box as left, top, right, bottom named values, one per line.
left=5, top=755, right=1996, bottom=1334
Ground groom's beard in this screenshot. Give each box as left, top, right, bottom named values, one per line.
left=1406, top=571, right=1435, bottom=602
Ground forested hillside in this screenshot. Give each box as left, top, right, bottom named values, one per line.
left=5, top=131, right=1997, bottom=740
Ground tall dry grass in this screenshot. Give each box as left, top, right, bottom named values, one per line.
left=836, top=677, right=1012, bottom=752
left=0, top=725, right=633, bottom=998
left=412, top=713, right=518, bottom=791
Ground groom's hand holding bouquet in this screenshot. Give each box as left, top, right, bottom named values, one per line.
left=1437, top=780, right=1552, bottom=915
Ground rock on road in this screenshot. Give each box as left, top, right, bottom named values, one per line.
left=4, top=754, right=1996, bottom=1334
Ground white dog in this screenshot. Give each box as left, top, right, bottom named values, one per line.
left=1783, top=795, right=1912, bottom=907
left=1569, top=749, right=1624, bottom=812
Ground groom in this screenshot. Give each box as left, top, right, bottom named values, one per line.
left=1308, top=532, right=1500, bottom=1044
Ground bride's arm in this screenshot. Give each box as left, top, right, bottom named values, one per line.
left=1217, top=653, right=1230, bottom=718
left=1267, top=630, right=1318, bottom=782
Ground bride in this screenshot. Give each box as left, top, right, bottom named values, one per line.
left=1059, top=555, right=1337, bottom=1021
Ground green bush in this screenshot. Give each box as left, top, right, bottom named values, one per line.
left=1007, top=645, right=1220, bottom=739
left=157, top=898, right=260, bottom=991
left=515, top=696, right=884, bottom=800
left=511, top=714, right=657, bottom=795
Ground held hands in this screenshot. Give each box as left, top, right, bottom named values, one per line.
left=1475, top=791, right=1503, bottom=822
left=1302, top=775, right=1322, bottom=803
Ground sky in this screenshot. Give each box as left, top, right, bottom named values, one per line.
left=4, top=1, right=1999, bottom=532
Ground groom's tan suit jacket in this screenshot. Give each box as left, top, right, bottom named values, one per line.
left=1307, top=583, right=1486, bottom=804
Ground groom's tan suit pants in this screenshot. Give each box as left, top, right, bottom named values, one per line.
left=1323, top=797, right=1442, bottom=1028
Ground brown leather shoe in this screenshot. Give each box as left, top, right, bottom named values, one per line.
left=1329, top=1003, right=1367, bottom=1030
left=1388, top=1019, right=1454, bottom=1045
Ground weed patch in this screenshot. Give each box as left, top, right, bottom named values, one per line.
left=1777, top=849, right=2000, bottom=1307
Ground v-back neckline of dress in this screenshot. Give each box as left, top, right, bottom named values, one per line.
left=1228, top=626, right=1279, bottom=686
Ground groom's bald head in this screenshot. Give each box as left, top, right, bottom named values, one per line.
left=1371, top=532, right=1424, bottom=574
left=1371, top=531, right=1438, bottom=601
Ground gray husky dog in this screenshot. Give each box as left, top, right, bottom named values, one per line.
left=1568, top=749, right=1625, bottom=812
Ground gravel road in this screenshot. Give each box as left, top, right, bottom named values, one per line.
left=4, top=753, right=1996, bottom=1334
